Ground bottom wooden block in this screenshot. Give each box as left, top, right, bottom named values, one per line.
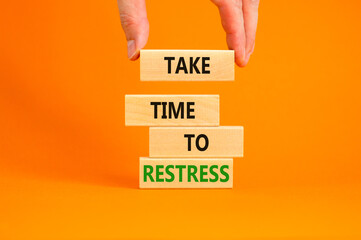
left=139, top=157, right=233, bottom=189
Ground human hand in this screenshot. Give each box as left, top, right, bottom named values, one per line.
left=117, top=0, right=260, bottom=67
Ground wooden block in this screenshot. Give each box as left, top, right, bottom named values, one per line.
left=149, top=126, right=243, bottom=157
left=140, top=50, right=234, bottom=81
left=139, top=157, right=233, bottom=189
left=125, top=95, right=219, bottom=126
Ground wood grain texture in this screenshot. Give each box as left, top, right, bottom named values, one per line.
left=139, top=157, right=233, bottom=189
left=149, top=126, right=243, bottom=157
left=140, top=50, right=234, bottom=81
left=125, top=95, right=219, bottom=126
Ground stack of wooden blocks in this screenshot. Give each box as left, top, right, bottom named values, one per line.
left=125, top=50, right=243, bottom=189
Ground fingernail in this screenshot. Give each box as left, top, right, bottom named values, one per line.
left=245, top=45, right=255, bottom=64
left=245, top=52, right=251, bottom=64
left=127, top=40, right=136, bottom=59
left=239, top=48, right=247, bottom=67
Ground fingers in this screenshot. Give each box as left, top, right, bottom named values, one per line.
left=117, top=0, right=149, bottom=60
left=212, top=0, right=247, bottom=67
left=243, top=0, right=260, bottom=64
left=212, top=0, right=259, bottom=67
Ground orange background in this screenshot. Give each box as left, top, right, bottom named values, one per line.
left=1, top=0, right=361, bottom=239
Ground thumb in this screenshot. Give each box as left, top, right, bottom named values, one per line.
left=117, top=0, right=149, bottom=60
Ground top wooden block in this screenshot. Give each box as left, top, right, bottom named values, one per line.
left=140, top=50, right=234, bottom=81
